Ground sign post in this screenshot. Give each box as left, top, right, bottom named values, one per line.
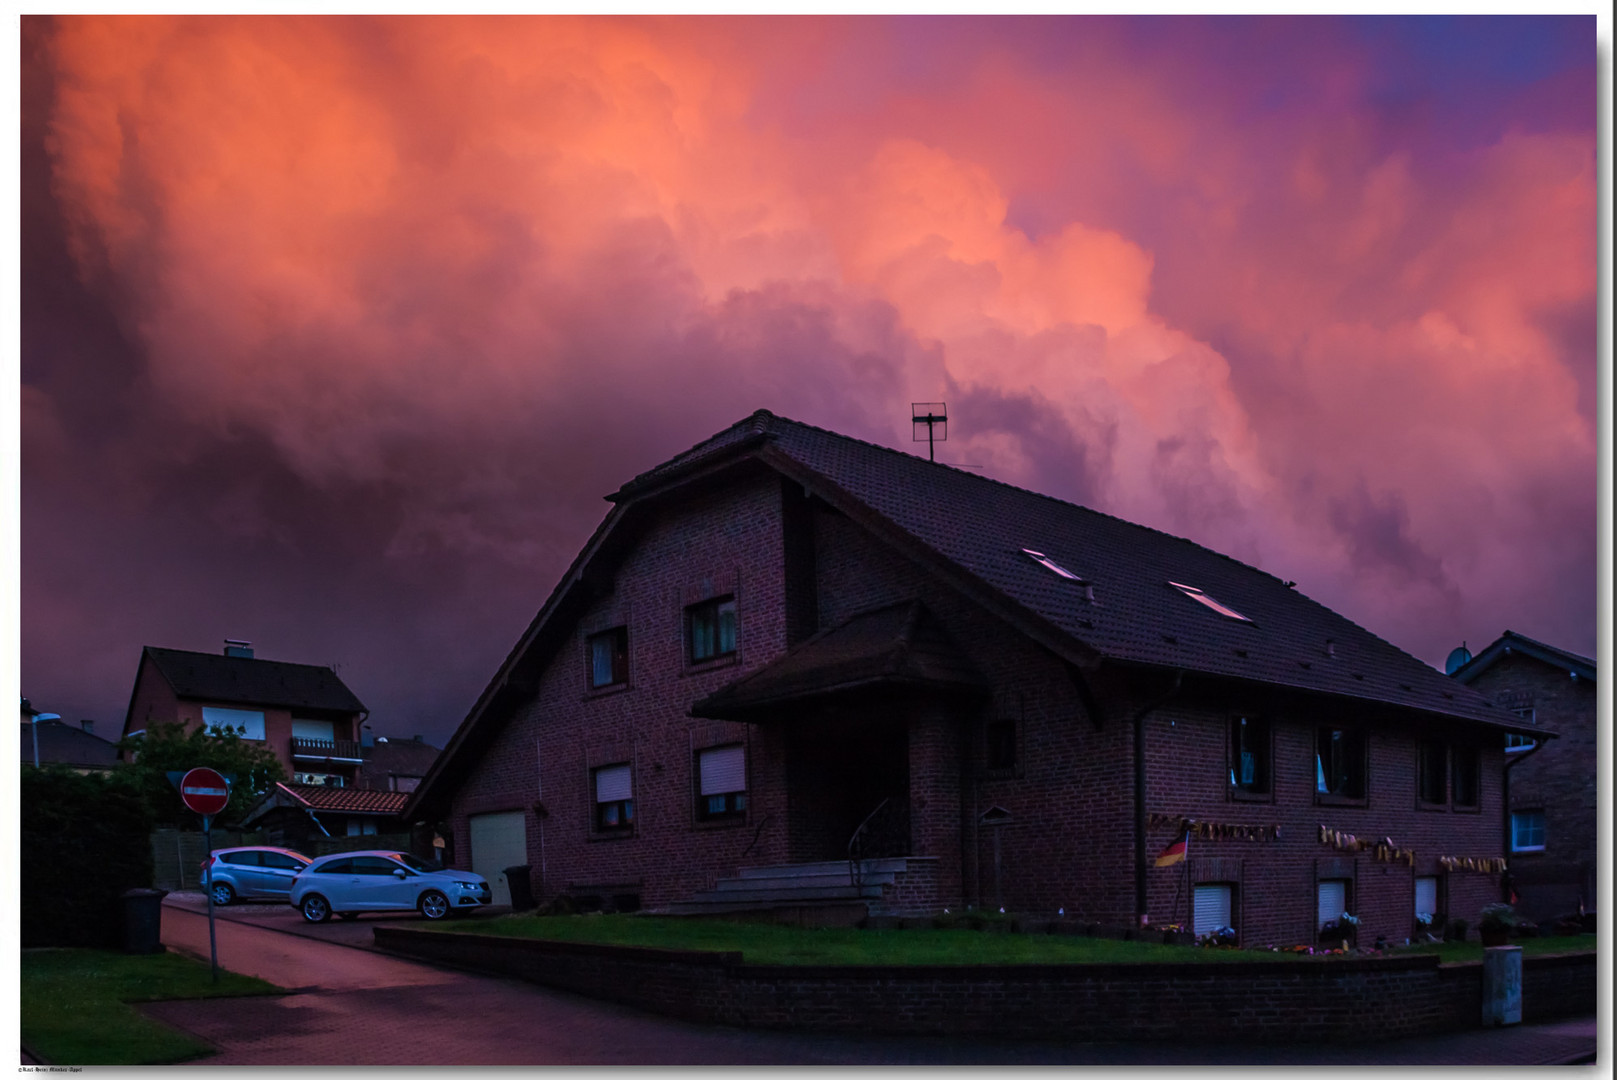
left=179, top=767, right=230, bottom=982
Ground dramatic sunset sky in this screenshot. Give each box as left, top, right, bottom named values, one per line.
left=19, top=15, right=1601, bottom=745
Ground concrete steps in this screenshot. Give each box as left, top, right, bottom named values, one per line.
left=662, top=858, right=918, bottom=916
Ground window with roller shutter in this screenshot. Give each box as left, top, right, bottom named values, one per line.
left=1193, top=884, right=1234, bottom=937
left=593, top=763, right=634, bottom=832
left=696, top=744, right=746, bottom=821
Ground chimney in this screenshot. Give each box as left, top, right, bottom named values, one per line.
left=224, top=639, right=254, bottom=659
left=1079, top=582, right=1096, bottom=604
left=80, top=720, right=94, bottom=734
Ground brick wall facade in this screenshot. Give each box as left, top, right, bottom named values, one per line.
left=1461, top=652, right=1597, bottom=919
left=440, top=472, right=1515, bottom=944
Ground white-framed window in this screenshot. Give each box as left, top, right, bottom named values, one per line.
left=293, top=771, right=344, bottom=787
left=589, top=627, right=629, bottom=688
left=1506, top=706, right=1537, bottom=752
left=1317, top=879, right=1350, bottom=929
left=1193, top=884, right=1234, bottom=937
left=1511, top=810, right=1546, bottom=852
left=594, top=763, right=635, bottom=831
left=203, top=706, right=265, bottom=741
left=696, top=744, right=746, bottom=821
left=1415, top=876, right=1439, bottom=922
left=345, top=819, right=379, bottom=836
left=292, top=717, right=335, bottom=741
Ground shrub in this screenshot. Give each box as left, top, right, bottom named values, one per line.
left=1479, top=903, right=1518, bottom=932
left=23, top=767, right=154, bottom=948
left=1444, top=918, right=1469, bottom=943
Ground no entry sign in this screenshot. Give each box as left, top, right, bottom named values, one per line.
left=180, top=767, right=230, bottom=816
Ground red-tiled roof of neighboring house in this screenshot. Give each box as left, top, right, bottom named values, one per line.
left=273, top=783, right=410, bottom=815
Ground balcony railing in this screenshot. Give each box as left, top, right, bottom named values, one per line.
left=290, top=736, right=364, bottom=762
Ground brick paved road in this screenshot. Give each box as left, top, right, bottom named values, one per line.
left=149, top=904, right=1597, bottom=1066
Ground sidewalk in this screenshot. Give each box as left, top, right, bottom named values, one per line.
left=130, top=902, right=1601, bottom=1067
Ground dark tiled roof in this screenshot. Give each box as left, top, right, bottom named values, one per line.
left=1451, top=631, right=1596, bottom=685
left=142, top=647, right=367, bottom=714
left=20, top=720, right=119, bottom=769
left=692, top=600, right=987, bottom=719
left=274, top=783, right=409, bottom=815
left=361, top=738, right=440, bottom=780
left=630, top=410, right=1524, bottom=731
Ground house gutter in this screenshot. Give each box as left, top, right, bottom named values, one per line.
left=1134, top=669, right=1184, bottom=927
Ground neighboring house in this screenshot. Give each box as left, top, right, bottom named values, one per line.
left=21, top=714, right=120, bottom=773
left=241, top=781, right=412, bottom=844
left=358, top=735, right=440, bottom=794
left=1450, top=632, right=1596, bottom=921
left=405, top=410, right=1537, bottom=947
left=121, top=641, right=368, bottom=786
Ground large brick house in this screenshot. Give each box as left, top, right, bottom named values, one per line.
left=406, top=411, right=1538, bottom=946
left=121, top=641, right=369, bottom=786
left=1450, top=632, right=1596, bottom=921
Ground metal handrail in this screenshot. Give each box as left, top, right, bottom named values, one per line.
left=846, top=797, right=891, bottom=887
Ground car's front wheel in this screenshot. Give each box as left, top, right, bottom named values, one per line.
left=210, top=882, right=235, bottom=907
left=418, top=889, right=450, bottom=921
left=300, top=894, right=332, bottom=923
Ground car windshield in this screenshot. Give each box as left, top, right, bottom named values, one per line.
left=385, top=852, right=438, bottom=872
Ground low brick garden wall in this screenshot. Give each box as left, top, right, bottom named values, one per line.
left=372, top=927, right=1595, bottom=1043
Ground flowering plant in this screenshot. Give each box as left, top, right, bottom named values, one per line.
left=1415, top=912, right=1433, bottom=927
left=1339, top=912, right=1360, bottom=926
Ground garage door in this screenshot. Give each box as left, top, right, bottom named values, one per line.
left=469, top=811, right=528, bottom=907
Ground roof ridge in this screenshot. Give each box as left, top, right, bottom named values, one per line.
left=1501, top=630, right=1596, bottom=669
left=757, top=412, right=1302, bottom=590
left=614, top=409, right=778, bottom=495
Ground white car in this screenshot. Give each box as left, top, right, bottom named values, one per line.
left=289, top=850, right=492, bottom=922
left=202, top=846, right=312, bottom=906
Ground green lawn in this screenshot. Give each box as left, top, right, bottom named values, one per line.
left=435, top=914, right=1597, bottom=967
left=1400, top=935, right=1596, bottom=963
left=22, top=949, right=283, bottom=1066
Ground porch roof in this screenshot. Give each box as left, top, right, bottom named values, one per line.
left=690, top=600, right=987, bottom=720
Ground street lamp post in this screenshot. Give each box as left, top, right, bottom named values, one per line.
left=30, top=712, right=61, bottom=768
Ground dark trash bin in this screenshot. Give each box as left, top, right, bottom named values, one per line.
left=122, top=888, right=168, bottom=954
left=504, top=865, right=535, bottom=912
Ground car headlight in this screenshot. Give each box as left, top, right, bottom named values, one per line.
left=454, top=881, right=480, bottom=890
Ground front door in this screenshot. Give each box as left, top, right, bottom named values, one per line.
left=786, top=711, right=909, bottom=862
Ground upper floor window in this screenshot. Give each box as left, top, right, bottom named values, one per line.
left=203, top=706, right=265, bottom=742
left=594, top=763, right=635, bottom=832
left=1511, top=810, right=1545, bottom=852
left=1316, top=727, right=1365, bottom=800
left=696, top=744, right=747, bottom=821
left=1229, top=715, right=1271, bottom=796
left=985, top=720, right=1018, bottom=773
left=688, top=597, right=737, bottom=663
left=1417, top=740, right=1447, bottom=804
left=1506, top=705, right=1537, bottom=752
left=1451, top=745, right=1480, bottom=808
left=1022, top=549, right=1082, bottom=580
left=589, top=627, right=629, bottom=688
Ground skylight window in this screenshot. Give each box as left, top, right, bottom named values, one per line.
left=1023, top=549, right=1081, bottom=580
left=1169, top=582, right=1252, bottom=622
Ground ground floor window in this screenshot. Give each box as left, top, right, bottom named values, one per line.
left=696, top=744, right=746, bottom=820
left=1511, top=810, right=1545, bottom=852
left=345, top=819, right=379, bottom=837
left=1192, top=883, right=1234, bottom=939
left=1414, top=875, right=1440, bottom=932
left=594, top=763, right=635, bottom=832
left=1318, top=878, right=1354, bottom=938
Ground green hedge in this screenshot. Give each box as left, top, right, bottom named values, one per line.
left=23, top=768, right=155, bottom=948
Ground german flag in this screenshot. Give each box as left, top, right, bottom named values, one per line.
left=1155, top=831, right=1189, bottom=867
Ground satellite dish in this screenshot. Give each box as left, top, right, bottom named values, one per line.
left=1444, top=643, right=1472, bottom=675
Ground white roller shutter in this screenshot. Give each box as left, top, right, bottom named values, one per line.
left=1193, top=885, right=1232, bottom=936
left=1415, top=877, right=1438, bottom=919
left=595, top=763, right=632, bottom=803
left=1318, top=879, right=1347, bottom=928
left=699, top=745, right=746, bottom=796
left=469, top=811, right=528, bottom=907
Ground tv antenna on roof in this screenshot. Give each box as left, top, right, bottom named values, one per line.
left=912, top=402, right=947, bottom=462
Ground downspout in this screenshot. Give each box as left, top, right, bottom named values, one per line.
left=1501, top=738, right=1545, bottom=901
left=1134, top=670, right=1184, bottom=927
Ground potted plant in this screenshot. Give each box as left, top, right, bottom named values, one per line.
left=1479, top=903, right=1517, bottom=947
left=1318, top=912, right=1357, bottom=945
